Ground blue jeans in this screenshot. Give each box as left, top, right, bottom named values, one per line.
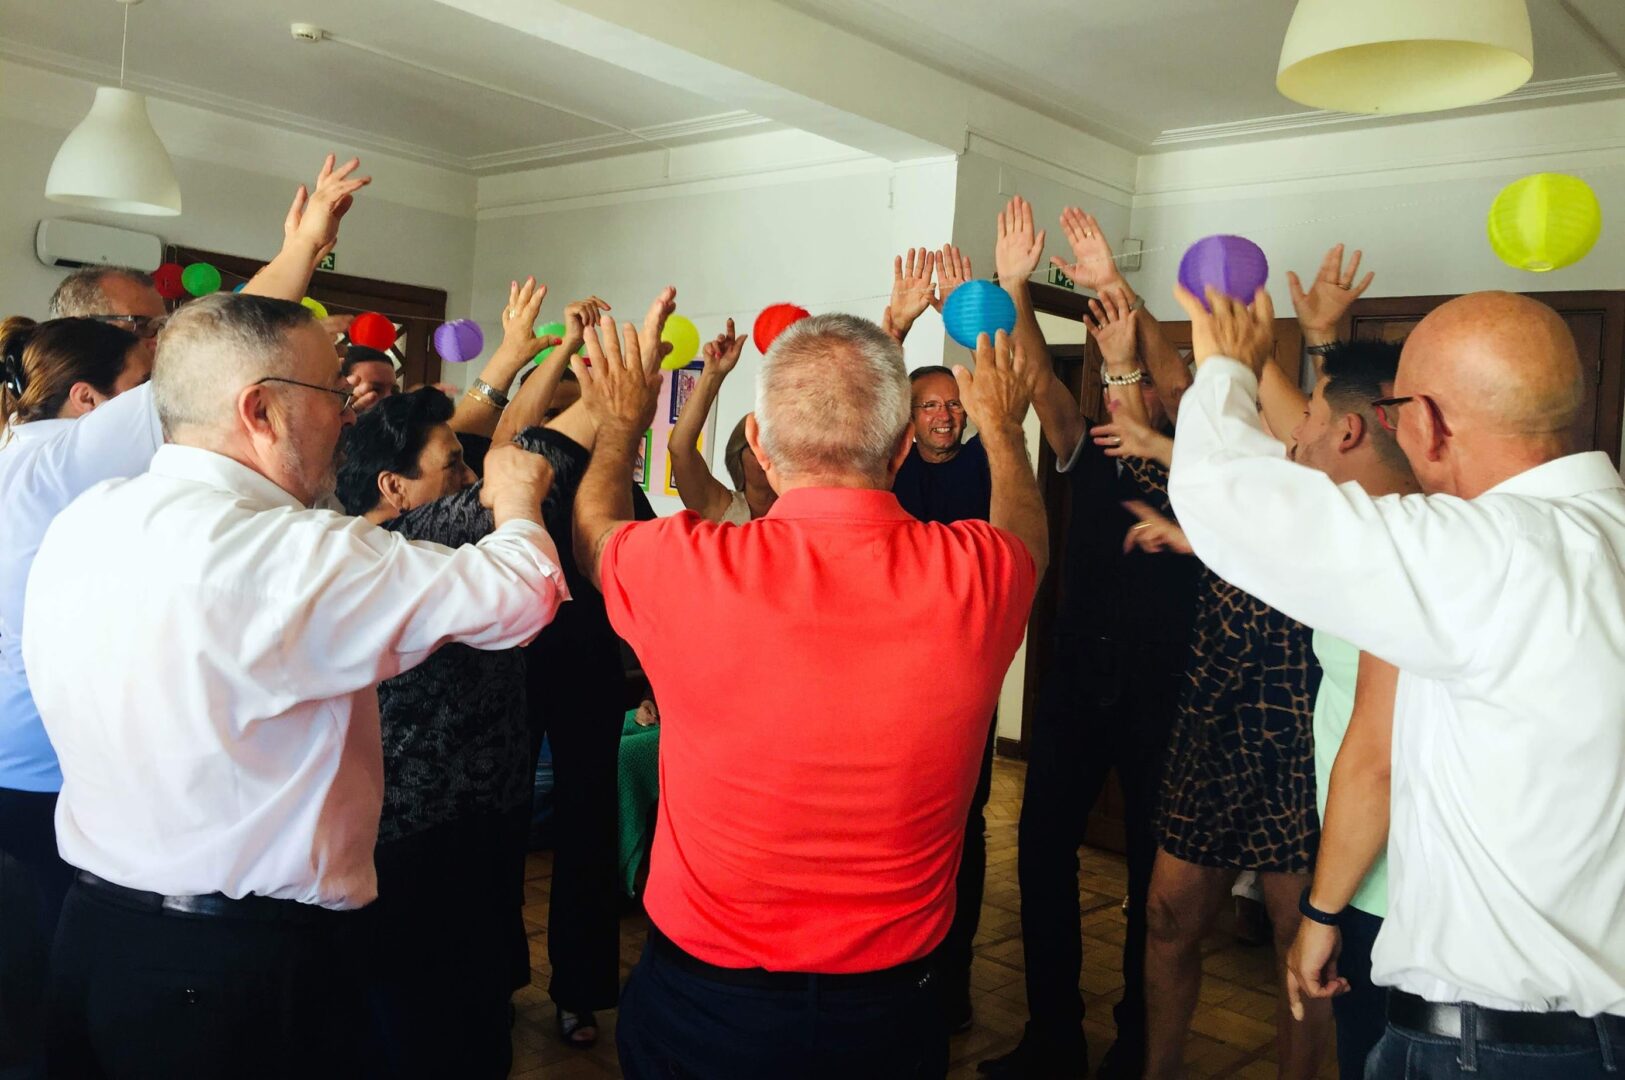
left=1333, top=907, right=1387, bottom=1079
left=617, top=935, right=948, bottom=1079
left=1366, top=1016, right=1622, bottom=1079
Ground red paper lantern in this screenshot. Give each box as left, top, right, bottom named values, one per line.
left=349, top=311, right=397, bottom=351
left=153, top=262, right=185, bottom=301
left=753, top=302, right=810, bottom=355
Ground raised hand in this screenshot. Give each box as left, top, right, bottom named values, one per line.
left=934, top=244, right=973, bottom=310
left=499, top=277, right=550, bottom=362
left=572, top=313, right=660, bottom=434
left=479, top=441, right=555, bottom=522
left=1092, top=400, right=1172, bottom=464
left=890, top=248, right=939, bottom=326
left=1173, top=284, right=1277, bottom=377
left=1088, top=285, right=1139, bottom=370
left=283, top=154, right=372, bottom=261
left=342, top=372, right=383, bottom=416
left=638, top=287, right=677, bottom=378
left=1287, top=244, right=1373, bottom=345
left=1121, top=500, right=1192, bottom=555
left=995, top=196, right=1046, bottom=288
left=1052, top=207, right=1124, bottom=293
left=701, top=318, right=748, bottom=377
left=955, top=329, right=1034, bottom=437
left=1285, top=918, right=1350, bottom=1022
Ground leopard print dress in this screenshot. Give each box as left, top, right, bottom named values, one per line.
left=1125, top=440, right=1319, bottom=872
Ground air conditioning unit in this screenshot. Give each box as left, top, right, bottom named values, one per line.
left=35, top=219, right=163, bottom=271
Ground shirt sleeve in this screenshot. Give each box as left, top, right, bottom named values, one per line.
left=270, top=516, right=572, bottom=699
left=1167, top=357, right=1514, bottom=678
left=597, top=514, right=700, bottom=652
left=12, top=382, right=162, bottom=510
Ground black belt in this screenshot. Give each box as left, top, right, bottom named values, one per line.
left=1389, top=990, right=1625, bottom=1047
left=647, top=925, right=935, bottom=992
left=75, top=870, right=344, bottom=924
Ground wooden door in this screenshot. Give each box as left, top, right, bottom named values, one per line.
left=1345, top=292, right=1624, bottom=467
left=165, top=245, right=449, bottom=389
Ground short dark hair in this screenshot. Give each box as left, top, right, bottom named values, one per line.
left=908, top=365, right=954, bottom=385
left=1319, top=339, right=1408, bottom=469
left=335, top=386, right=455, bottom=515
left=341, top=344, right=394, bottom=378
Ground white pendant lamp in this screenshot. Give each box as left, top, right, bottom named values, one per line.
left=1277, top=0, right=1533, bottom=115
left=45, top=0, right=181, bottom=216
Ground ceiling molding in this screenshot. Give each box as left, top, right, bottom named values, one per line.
left=0, top=38, right=771, bottom=176
left=1151, top=73, right=1625, bottom=148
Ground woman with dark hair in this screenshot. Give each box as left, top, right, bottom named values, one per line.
left=0, top=315, right=145, bottom=1073
left=667, top=320, right=776, bottom=524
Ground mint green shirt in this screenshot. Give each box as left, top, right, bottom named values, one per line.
left=1311, top=630, right=1388, bottom=918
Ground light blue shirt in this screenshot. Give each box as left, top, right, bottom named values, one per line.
left=0, top=385, right=162, bottom=791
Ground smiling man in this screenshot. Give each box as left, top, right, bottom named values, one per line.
left=891, top=365, right=992, bottom=526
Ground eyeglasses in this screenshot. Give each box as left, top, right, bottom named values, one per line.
left=86, top=314, right=169, bottom=339
left=913, top=401, right=965, bottom=416
left=253, top=376, right=355, bottom=413
left=1370, top=395, right=1417, bottom=434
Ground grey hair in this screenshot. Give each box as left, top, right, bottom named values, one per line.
left=754, top=313, right=910, bottom=483
left=151, top=293, right=314, bottom=439
left=48, top=266, right=156, bottom=318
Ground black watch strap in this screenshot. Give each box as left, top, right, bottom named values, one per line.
left=1299, top=885, right=1342, bottom=926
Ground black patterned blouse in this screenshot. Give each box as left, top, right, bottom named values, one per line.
left=374, top=427, right=589, bottom=843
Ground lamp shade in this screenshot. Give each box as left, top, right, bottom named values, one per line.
left=46, top=87, right=181, bottom=217
left=1277, top=0, right=1532, bottom=115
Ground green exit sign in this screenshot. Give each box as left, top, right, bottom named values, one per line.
left=1047, top=267, right=1074, bottom=290
left=317, top=251, right=336, bottom=271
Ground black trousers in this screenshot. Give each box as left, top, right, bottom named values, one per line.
left=617, top=934, right=949, bottom=1079
left=45, top=879, right=367, bottom=1079
left=0, top=789, right=73, bottom=1073
left=365, top=806, right=531, bottom=1080
left=1333, top=906, right=1387, bottom=1080
left=527, top=637, right=625, bottom=1013
left=939, top=717, right=996, bottom=1015
left=1015, top=636, right=1186, bottom=1062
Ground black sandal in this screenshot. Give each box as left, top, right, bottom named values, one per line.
left=556, top=1006, right=599, bottom=1049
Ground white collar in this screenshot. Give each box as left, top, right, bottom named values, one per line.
left=1482, top=451, right=1624, bottom=500
left=148, top=444, right=307, bottom=511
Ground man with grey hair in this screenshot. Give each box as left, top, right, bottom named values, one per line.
left=24, top=291, right=571, bottom=1076
left=48, top=266, right=168, bottom=366
left=570, top=294, right=1047, bottom=1078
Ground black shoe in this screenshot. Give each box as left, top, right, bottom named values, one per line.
left=1092, top=1038, right=1144, bottom=1080
left=976, top=1035, right=1088, bottom=1079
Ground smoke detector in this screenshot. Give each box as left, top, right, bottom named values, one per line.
left=290, top=23, right=326, bottom=43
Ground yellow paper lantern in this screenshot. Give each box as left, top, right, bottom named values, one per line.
left=1487, top=173, right=1603, bottom=273
left=659, top=314, right=700, bottom=371
left=300, top=296, right=329, bottom=320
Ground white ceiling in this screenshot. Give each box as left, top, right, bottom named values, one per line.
left=0, top=0, right=774, bottom=173
left=781, top=0, right=1625, bottom=150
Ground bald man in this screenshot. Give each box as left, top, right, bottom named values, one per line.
left=1166, top=287, right=1624, bottom=1079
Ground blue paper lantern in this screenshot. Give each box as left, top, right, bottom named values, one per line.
left=941, top=279, right=1017, bottom=350
left=231, top=282, right=246, bottom=293
left=1178, top=235, right=1269, bottom=309
left=433, top=319, right=484, bottom=364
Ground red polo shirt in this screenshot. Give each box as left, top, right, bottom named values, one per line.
left=599, top=487, right=1036, bottom=973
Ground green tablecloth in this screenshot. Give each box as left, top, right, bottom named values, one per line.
left=617, top=712, right=660, bottom=898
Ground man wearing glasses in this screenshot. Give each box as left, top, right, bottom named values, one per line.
left=48, top=266, right=168, bottom=365
left=1168, top=286, right=1625, bottom=1079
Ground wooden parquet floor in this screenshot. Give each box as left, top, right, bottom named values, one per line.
left=509, top=756, right=1338, bottom=1078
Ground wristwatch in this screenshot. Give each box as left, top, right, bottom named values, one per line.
left=470, top=377, right=510, bottom=408
left=1305, top=342, right=1341, bottom=357
left=1298, top=885, right=1342, bottom=926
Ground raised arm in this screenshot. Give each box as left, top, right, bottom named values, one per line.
left=572, top=289, right=676, bottom=591
left=243, top=155, right=371, bottom=302
left=670, top=319, right=746, bottom=521
left=1286, top=652, right=1397, bottom=1019
left=955, top=330, right=1048, bottom=579
left=494, top=295, right=606, bottom=446
left=882, top=249, right=938, bottom=345
left=995, top=197, right=1080, bottom=463
left=450, top=278, right=551, bottom=439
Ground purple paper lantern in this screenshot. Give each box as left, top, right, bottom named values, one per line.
left=433, top=319, right=484, bottom=364
left=1178, top=235, right=1269, bottom=309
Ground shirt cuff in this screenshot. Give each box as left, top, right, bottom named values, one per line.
left=484, top=518, right=572, bottom=604
left=1192, top=355, right=1259, bottom=396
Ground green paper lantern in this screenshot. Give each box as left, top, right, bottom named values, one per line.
left=181, top=262, right=221, bottom=296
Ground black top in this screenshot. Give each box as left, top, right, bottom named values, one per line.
left=1054, top=438, right=1199, bottom=647
left=375, top=426, right=586, bottom=843
left=892, top=435, right=992, bottom=524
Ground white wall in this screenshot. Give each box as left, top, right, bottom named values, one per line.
left=473, top=131, right=960, bottom=514
left=0, top=60, right=477, bottom=339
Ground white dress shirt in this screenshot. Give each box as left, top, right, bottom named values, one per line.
left=1169, top=357, right=1625, bottom=1017
left=24, top=444, right=569, bottom=909
left=0, top=384, right=163, bottom=792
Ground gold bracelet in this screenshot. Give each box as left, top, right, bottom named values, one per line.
left=466, top=387, right=501, bottom=410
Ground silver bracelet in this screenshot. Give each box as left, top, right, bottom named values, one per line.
left=470, top=377, right=509, bottom=408
left=1101, top=367, right=1144, bottom=387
